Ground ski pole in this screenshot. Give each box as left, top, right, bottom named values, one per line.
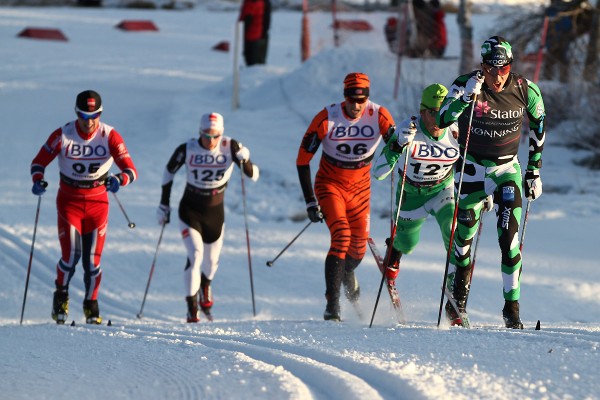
left=136, top=221, right=167, bottom=319
left=390, top=164, right=395, bottom=236
left=519, top=200, right=531, bottom=253
left=517, top=199, right=531, bottom=282
left=20, top=194, right=44, bottom=325
left=369, top=122, right=415, bottom=328
left=464, top=211, right=485, bottom=309
left=436, top=77, right=481, bottom=327
left=266, top=221, right=312, bottom=267
left=470, top=212, right=484, bottom=278
left=240, top=163, right=256, bottom=316
left=112, top=192, right=135, bottom=229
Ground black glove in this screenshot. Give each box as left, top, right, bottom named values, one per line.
left=306, top=202, right=324, bottom=223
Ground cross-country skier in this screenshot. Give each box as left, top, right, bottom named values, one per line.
left=437, top=36, right=546, bottom=329
left=373, top=84, right=493, bottom=291
left=30, top=90, right=138, bottom=325
left=157, top=112, right=259, bottom=322
left=296, top=72, right=395, bottom=321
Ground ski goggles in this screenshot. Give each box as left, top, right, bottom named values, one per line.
left=482, top=63, right=511, bottom=76
left=76, top=111, right=102, bottom=120
left=345, top=96, right=368, bottom=105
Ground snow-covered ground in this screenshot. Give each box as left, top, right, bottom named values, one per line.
left=1, top=4, right=599, bottom=400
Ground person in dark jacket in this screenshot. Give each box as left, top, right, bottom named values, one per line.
left=238, top=0, right=271, bottom=66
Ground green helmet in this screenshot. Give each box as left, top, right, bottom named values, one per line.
left=481, top=36, right=513, bottom=67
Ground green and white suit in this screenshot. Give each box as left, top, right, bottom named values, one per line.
left=373, top=116, right=460, bottom=266
left=437, top=71, right=546, bottom=301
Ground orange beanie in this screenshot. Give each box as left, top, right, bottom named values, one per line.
left=343, top=72, right=370, bottom=97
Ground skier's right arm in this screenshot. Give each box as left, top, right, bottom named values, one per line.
left=296, top=109, right=327, bottom=222
left=30, top=128, right=62, bottom=195
left=437, top=74, right=474, bottom=129
left=372, top=118, right=415, bottom=180
left=157, top=143, right=186, bottom=224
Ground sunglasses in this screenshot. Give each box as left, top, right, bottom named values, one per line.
left=345, top=96, right=368, bottom=105
left=76, top=111, right=101, bottom=120
left=201, top=132, right=222, bottom=139
left=482, top=63, right=511, bottom=76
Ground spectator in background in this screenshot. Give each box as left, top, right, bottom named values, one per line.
left=410, top=0, right=430, bottom=57
left=384, top=16, right=400, bottom=55
left=542, top=0, right=590, bottom=82
left=389, top=0, right=446, bottom=59
left=428, top=0, right=447, bottom=58
left=238, top=0, right=271, bottom=66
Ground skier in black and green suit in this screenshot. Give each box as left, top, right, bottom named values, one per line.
left=437, top=36, right=546, bottom=329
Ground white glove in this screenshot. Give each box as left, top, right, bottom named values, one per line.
left=524, top=170, right=542, bottom=201
left=396, top=118, right=417, bottom=146
left=463, top=74, right=484, bottom=102
left=156, top=204, right=170, bottom=225
left=482, top=195, right=494, bottom=212
left=236, top=146, right=250, bottom=162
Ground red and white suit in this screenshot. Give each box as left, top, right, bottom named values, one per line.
left=31, top=120, right=137, bottom=300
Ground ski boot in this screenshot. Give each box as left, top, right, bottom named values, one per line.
left=445, top=266, right=471, bottom=327
left=323, top=255, right=343, bottom=321
left=384, top=244, right=401, bottom=284
left=83, top=299, right=102, bottom=325
left=502, top=300, right=524, bottom=329
left=323, top=294, right=341, bottom=322
left=186, top=295, right=200, bottom=323
left=385, top=260, right=400, bottom=282
left=444, top=300, right=463, bottom=326
left=199, top=273, right=214, bottom=321
left=342, top=270, right=360, bottom=304
left=51, top=290, right=69, bottom=324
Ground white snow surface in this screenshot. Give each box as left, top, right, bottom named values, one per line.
left=1, top=4, right=599, bottom=400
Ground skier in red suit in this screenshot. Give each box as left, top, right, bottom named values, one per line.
left=30, top=90, right=138, bottom=325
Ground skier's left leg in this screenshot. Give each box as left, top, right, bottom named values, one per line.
left=80, top=196, right=109, bottom=324
left=489, top=160, right=524, bottom=328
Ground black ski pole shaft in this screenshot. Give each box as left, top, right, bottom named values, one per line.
left=369, top=272, right=387, bottom=328
left=464, top=212, right=484, bottom=309
left=519, top=200, right=531, bottom=253
left=369, top=126, right=414, bottom=328
left=436, top=77, right=481, bottom=327
left=516, top=200, right=532, bottom=283
left=112, top=192, right=135, bottom=229
left=266, top=221, right=312, bottom=267
left=20, top=195, right=43, bottom=325
left=137, top=221, right=167, bottom=319
left=470, top=213, right=484, bottom=278
left=240, top=163, right=256, bottom=316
